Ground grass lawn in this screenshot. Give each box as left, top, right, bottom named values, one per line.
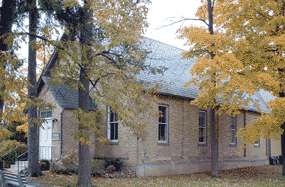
left=19, top=165, right=285, bottom=186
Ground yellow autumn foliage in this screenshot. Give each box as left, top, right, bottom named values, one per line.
left=178, top=0, right=285, bottom=151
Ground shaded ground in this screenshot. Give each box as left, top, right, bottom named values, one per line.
left=163, top=165, right=282, bottom=180
left=24, top=165, right=284, bottom=187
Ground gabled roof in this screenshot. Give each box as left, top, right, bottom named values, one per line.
left=37, top=35, right=271, bottom=113
left=41, top=76, right=97, bottom=111
left=137, top=37, right=271, bottom=113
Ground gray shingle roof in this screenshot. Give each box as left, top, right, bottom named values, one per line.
left=138, top=37, right=271, bottom=113
left=41, top=76, right=97, bottom=110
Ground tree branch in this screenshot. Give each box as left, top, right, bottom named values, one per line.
left=156, top=17, right=209, bottom=30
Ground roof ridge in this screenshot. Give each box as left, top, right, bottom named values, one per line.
left=143, top=36, right=187, bottom=52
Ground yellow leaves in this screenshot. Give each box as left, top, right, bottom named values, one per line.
left=236, top=97, right=285, bottom=152
left=16, top=123, right=28, bottom=138
left=62, top=0, right=80, bottom=9
left=0, top=126, right=14, bottom=141
left=0, top=140, right=26, bottom=157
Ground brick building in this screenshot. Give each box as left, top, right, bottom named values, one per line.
left=36, top=37, right=276, bottom=177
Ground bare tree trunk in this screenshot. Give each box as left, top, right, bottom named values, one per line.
left=77, top=1, right=93, bottom=186
left=279, top=91, right=285, bottom=176
left=27, top=0, right=42, bottom=177
left=207, top=0, right=219, bottom=177
left=281, top=122, right=285, bottom=176
left=210, top=106, right=219, bottom=177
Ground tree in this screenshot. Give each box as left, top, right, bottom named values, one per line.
left=39, top=0, right=160, bottom=185
left=27, top=0, right=43, bottom=177
left=175, top=0, right=219, bottom=177
left=77, top=1, right=93, bottom=186
left=178, top=0, right=285, bottom=177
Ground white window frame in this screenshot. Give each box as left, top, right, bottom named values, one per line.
left=107, top=107, right=119, bottom=142
left=230, top=116, right=237, bottom=146
left=158, top=105, right=168, bottom=143
left=199, top=111, right=207, bottom=144
left=40, top=111, right=52, bottom=119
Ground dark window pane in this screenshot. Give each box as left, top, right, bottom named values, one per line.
left=47, top=111, right=52, bottom=118
left=199, top=112, right=206, bottom=127
left=231, top=116, right=236, bottom=127
left=115, top=113, right=118, bottom=121
left=159, top=124, right=166, bottom=141
left=231, top=130, right=236, bottom=143
left=110, top=112, right=114, bottom=122
left=199, top=128, right=204, bottom=143
left=110, top=123, right=118, bottom=140
left=115, top=123, right=118, bottom=140
left=41, top=112, right=46, bottom=118
left=158, top=106, right=166, bottom=123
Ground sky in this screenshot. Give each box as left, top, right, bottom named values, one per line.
left=16, top=0, right=204, bottom=65
left=144, top=0, right=203, bottom=50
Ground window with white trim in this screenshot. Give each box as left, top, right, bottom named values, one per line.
left=40, top=111, right=52, bottom=118
left=253, top=117, right=260, bottom=147
left=158, top=105, right=168, bottom=142
left=107, top=107, right=118, bottom=141
left=199, top=111, right=206, bottom=144
left=230, top=116, right=237, bottom=145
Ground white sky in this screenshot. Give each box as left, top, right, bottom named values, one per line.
left=144, top=0, right=203, bottom=50
left=17, top=0, right=203, bottom=64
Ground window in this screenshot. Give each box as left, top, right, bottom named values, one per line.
left=40, top=111, right=52, bottom=118
left=199, top=111, right=206, bottom=144
left=255, top=140, right=260, bottom=147
left=158, top=105, right=168, bottom=142
left=230, top=116, right=237, bottom=146
left=253, top=117, right=260, bottom=147
left=107, top=107, right=118, bottom=141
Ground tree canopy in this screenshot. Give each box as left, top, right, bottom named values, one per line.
left=177, top=0, right=285, bottom=148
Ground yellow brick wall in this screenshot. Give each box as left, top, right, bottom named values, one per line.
left=38, top=84, right=62, bottom=160
left=245, top=111, right=267, bottom=159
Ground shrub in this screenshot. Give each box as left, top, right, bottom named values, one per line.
left=65, top=165, right=79, bottom=175
left=90, top=160, right=105, bottom=177
left=51, top=164, right=61, bottom=174
left=104, top=158, right=124, bottom=172
left=62, top=149, right=79, bottom=167
left=40, top=160, right=50, bottom=170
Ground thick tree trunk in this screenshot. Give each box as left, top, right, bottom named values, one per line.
left=77, top=1, right=93, bottom=186
left=27, top=0, right=42, bottom=177
left=281, top=122, right=285, bottom=176
left=210, top=106, right=219, bottom=177
left=207, top=0, right=219, bottom=178
left=279, top=91, right=285, bottom=176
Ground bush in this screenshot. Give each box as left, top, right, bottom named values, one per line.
left=65, top=165, right=79, bottom=175
left=51, top=163, right=78, bottom=175
left=90, top=160, right=105, bottom=177
left=0, top=142, right=26, bottom=168
left=104, top=158, right=123, bottom=172
left=40, top=160, right=50, bottom=170
left=62, top=149, right=79, bottom=167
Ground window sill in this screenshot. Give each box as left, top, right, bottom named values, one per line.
left=229, top=143, right=237, bottom=147
left=198, top=143, right=207, bottom=147
left=109, top=141, right=119, bottom=145
left=158, top=142, right=169, bottom=146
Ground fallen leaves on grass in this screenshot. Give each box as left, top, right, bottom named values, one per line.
left=26, top=165, right=285, bottom=187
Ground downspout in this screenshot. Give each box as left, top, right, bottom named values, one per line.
left=56, top=109, right=64, bottom=162
left=268, top=139, right=271, bottom=159
left=137, top=137, right=139, bottom=175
